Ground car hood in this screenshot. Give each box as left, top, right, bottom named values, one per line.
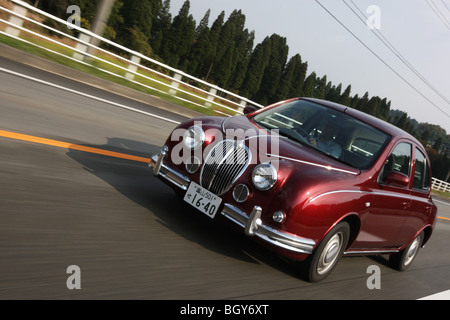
left=221, top=115, right=360, bottom=176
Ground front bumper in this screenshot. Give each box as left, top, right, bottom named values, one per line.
left=149, top=152, right=316, bottom=255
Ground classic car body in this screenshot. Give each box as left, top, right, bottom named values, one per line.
left=149, top=97, right=437, bottom=282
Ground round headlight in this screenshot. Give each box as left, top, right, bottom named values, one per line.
left=252, top=163, right=278, bottom=191
left=183, top=126, right=205, bottom=149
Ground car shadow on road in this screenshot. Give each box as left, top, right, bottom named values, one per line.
left=66, top=137, right=300, bottom=278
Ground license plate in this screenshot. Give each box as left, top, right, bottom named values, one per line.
left=183, top=182, right=222, bottom=218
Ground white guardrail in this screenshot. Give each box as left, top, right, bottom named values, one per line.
left=432, top=177, right=450, bottom=193
left=0, top=0, right=264, bottom=116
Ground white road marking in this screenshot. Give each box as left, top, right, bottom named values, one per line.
left=434, top=199, right=450, bottom=206
left=0, top=66, right=181, bottom=125
left=418, top=289, right=450, bottom=300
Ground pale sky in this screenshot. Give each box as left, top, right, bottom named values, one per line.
left=169, top=0, right=450, bottom=133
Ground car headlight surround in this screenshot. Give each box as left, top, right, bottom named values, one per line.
left=183, top=125, right=205, bottom=149
left=252, top=163, right=278, bottom=191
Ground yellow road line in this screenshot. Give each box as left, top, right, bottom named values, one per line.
left=1, top=129, right=449, bottom=222
left=0, top=129, right=150, bottom=163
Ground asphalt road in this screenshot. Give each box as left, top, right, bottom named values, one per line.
left=1, top=56, right=449, bottom=301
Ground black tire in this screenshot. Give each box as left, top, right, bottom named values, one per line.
left=389, top=232, right=423, bottom=271
left=300, top=221, right=350, bottom=283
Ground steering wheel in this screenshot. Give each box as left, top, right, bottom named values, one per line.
left=294, top=126, right=310, bottom=140
left=277, top=127, right=309, bottom=144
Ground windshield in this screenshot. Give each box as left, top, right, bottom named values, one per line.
left=252, top=99, right=390, bottom=170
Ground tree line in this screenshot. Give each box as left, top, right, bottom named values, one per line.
left=34, top=0, right=450, bottom=181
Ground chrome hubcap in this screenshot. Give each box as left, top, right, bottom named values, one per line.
left=404, top=236, right=420, bottom=266
left=317, top=233, right=343, bottom=275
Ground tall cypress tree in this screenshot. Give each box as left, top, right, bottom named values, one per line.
left=302, top=72, right=317, bottom=97
left=160, top=0, right=195, bottom=69
left=290, top=60, right=308, bottom=98
left=152, top=0, right=172, bottom=56
left=379, top=98, right=391, bottom=121
left=115, top=0, right=161, bottom=50
left=240, top=36, right=272, bottom=98
left=195, top=9, right=210, bottom=38
left=365, top=96, right=381, bottom=116
left=314, top=75, right=327, bottom=99
left=186, top=9, right=211, bottom=76
left=339, top=85, right=351, bottom=106
left=203, top=11, right=225, bottom=81
left=253, top=34, right=289, bottom=105
left=228, top=29, right=254, bottom=92
left=210, top=10, right=249, bottom=87
left=275, top=54, right=301, bottom=100
left=325, top=83, right=342, bottom=102
left=356, top=92, right=370, bottom=111
left=350, top=94, right=360, bottom=110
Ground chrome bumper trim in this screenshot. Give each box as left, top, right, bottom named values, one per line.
left=221, top=203, right=316, bottom=254
left=149, top=153, right=190, bottom=190
left=150, top=153, right=315, bottom=255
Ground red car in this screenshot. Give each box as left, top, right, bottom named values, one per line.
left=149, top=98, right=437, bottom=282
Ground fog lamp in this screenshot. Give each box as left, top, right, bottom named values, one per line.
left=273, top=211, right=286, bottom=223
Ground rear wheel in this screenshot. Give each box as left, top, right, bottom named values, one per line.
left=300, top=222, right=350, bottom=282
left=389, top=232, right=423, bottom=271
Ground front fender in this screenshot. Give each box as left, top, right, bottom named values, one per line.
left=282, top=188, right=368, bottom=247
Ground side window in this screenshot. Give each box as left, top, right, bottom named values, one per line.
left=413, top=148, right=431, bottom=192
left=381, top=142, right=412, bottom=181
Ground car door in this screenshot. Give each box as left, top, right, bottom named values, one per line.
left=353, top=141, right=413, bottom=250
left=403, top=146, right=434, bottom=244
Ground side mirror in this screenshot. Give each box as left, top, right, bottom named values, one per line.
left=383, top=171, right=410, bottom=188
left=243, top=105, right=259, bottom=115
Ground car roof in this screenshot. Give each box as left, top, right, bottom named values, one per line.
left=301, top=97, right=422, bottom=147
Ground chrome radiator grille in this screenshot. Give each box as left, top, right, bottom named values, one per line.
left=200, top=140, right=251, bottom=196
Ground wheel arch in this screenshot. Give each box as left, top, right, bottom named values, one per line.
left=314, top=212, right=361, bottom=251
left=420, top=225, right=434, bottom=248
left=334, top=213, right=361, bottom=250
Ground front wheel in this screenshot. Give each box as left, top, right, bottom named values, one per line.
left=389, top=232, right=423, bottom=271
left=300, top=221, right=350, bottom=282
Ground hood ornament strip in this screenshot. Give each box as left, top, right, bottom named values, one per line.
left=266, top=153, right=359, bottom=175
